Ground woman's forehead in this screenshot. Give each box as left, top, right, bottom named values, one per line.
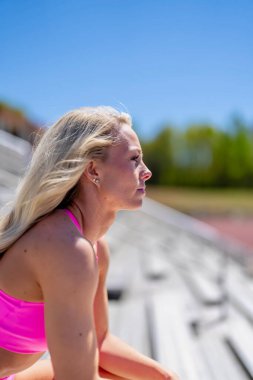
left=117, top=124, right=141, bottom=151
left=106, top=126, right=141, bottom=160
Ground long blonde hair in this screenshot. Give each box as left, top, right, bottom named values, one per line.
left=0, top=106, right=131, bottom=256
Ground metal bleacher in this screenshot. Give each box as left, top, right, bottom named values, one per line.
left=1, top=130, right=253, bottom=380
left=106, top=200, right=253, bottom=380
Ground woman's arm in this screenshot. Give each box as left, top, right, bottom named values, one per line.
left=33, top=228, right=104, bottom=380
left=94, top=238, right=178, bottom=380
left=99, top=333, right=176, bottom=380
left=100, top=332, right=176, bottom=380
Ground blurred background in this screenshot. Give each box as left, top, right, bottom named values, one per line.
left=1, top=0, right=253, bottom=248
left=1, top=1, right=253, bottom=378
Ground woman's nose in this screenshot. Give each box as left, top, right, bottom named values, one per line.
left=141, top=164, right=152, bottom=181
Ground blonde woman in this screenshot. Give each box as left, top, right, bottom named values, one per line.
left=0, top=107, right=177, bottom=380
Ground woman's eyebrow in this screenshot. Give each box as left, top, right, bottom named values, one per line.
left=129, top=147, right=143, bottom=155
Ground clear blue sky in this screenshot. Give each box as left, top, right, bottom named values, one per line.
left=1, top=0, right=252, bottom=138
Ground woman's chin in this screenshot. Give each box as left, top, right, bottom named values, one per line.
left=123, top=198, right=144, bottom=211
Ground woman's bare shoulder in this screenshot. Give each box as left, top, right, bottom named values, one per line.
left=24, top=210, right=98, bottom=289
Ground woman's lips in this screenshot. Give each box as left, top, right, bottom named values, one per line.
left=137, top=187, right=146, bottom=194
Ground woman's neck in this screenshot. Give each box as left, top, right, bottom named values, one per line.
left=68, top=196, right=116, bottom=244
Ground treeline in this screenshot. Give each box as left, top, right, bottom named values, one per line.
left=0, top=101, right=40, bottom=143
left=1, top=100, right=252, bottom=187
left=141, top=117, right=253, bottom=187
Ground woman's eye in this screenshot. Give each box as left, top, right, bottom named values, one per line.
left=131, top=156, right=139, bottom=162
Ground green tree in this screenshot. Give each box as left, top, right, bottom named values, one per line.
left=142, top=127, right=173, bottom=185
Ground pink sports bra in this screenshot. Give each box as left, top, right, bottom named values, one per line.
left=0, top=209, right=98, bottom=354
left=0, top=289, right=45, bottom=354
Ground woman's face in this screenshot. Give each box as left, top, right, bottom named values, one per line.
left=97, top=124, right=152, bottom=211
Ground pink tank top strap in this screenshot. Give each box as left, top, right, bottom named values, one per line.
left=63, top=209, right=98, bottom=263
left=64, top=208, right=82, bottom=233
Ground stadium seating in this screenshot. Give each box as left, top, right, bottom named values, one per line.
left=1, top=131, right=253, bottom=380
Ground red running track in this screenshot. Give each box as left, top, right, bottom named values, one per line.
left=199, top=217, right=253, bottom=253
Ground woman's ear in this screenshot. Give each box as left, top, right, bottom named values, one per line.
left=83, top=160, right=100, bottom=184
